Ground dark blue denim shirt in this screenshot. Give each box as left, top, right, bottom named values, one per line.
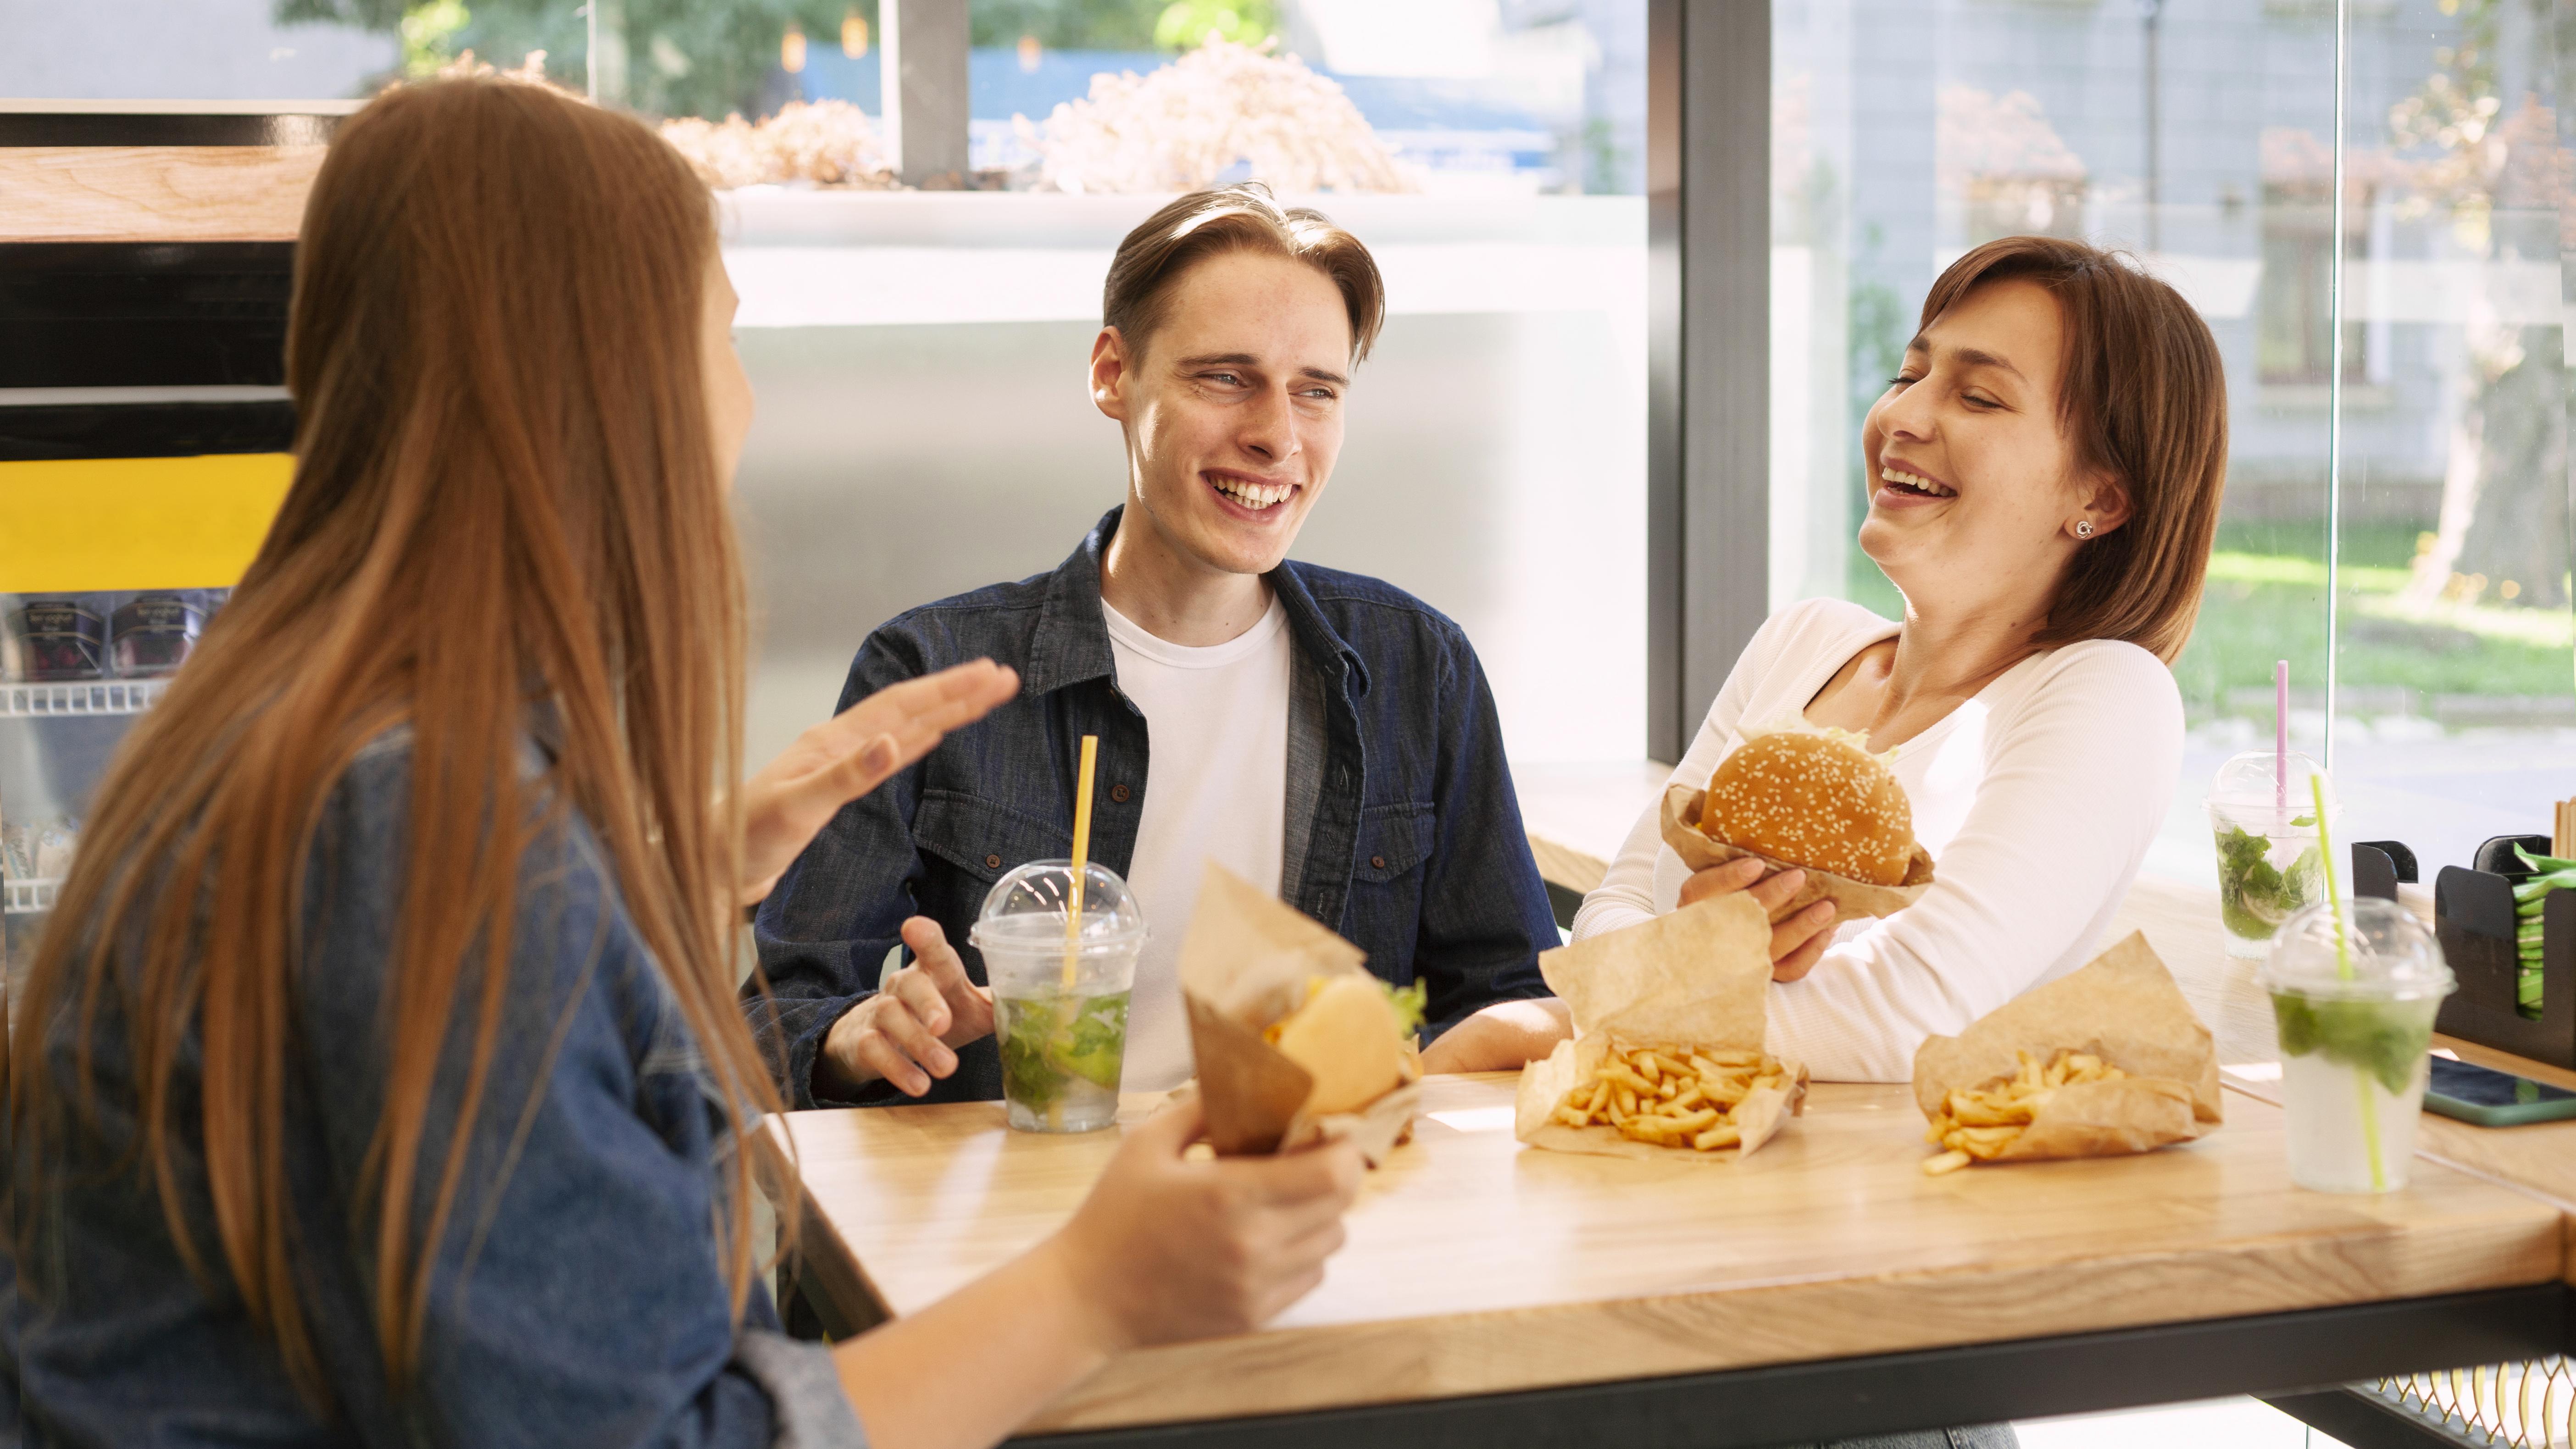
left=2, top=730, right=865, bottom=1449
left=749, top=507, right=1559, bottom=1109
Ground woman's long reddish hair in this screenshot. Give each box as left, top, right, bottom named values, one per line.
left=5, top=78, right=777, bottom=1402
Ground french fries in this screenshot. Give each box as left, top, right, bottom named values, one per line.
left=1551, top=1043, right=1790, bottom=1152
left=1921, top=1048, right=2126, bottom=1175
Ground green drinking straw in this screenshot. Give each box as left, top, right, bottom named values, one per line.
left=2310, top=772, right=2384, bottom=1191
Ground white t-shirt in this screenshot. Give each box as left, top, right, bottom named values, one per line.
left=1101, top=593, right=1294, bottom=1091
left=1574, top=598, right=2183, bottom=1082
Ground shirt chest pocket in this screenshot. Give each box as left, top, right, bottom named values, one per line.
left=914, top=789, right=1071, bottom=886
left=1354, top=802, right=1436, bottom=882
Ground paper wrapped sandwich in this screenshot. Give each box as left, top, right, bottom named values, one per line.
left=1514, top=894, right=1809, bottom=1163
left=1660, top=722, right=1935, bottom=921
left=1180, top=862, right=1422, bottom=1166
left=1911, top=932, right=2223, bottom=1174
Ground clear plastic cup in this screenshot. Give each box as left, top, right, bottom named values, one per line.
left=2257, top=898, right=2454, bottom=1194
left=970, top=859, right=1149, bottom=1133
left=2209, top=750, right=2337, bottom=960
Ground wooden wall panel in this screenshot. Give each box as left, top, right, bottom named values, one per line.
left=0, top=146, right=321, bottom=243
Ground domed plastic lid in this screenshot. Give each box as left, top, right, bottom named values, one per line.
left=970, top=859, right=1149, bottom=954
left=2257, top=897, right=2454, bottom=1000
left=2209, top=749, right=2338, bottom=814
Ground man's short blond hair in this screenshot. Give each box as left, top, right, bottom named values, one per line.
left=1102, top=182, right=1387, bottom=363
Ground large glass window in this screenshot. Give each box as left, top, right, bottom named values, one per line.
left=1773, top=0, right=2576, bottom=884
left=6, top=1, right=1650, bottom=778
left=685, top=4, right=1648, bottom=772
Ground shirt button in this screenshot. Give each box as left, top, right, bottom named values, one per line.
left=1371, top=855, right=1388, bottom=869
left=984, top=854, right=1002, bottom=869
left=1110, top=783, right=1132, bottom=803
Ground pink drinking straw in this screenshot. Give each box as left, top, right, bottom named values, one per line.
left=2274, top=660, right=2290, bottom=811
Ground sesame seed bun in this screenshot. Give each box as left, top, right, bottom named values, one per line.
left=1702, top=728, right=1915, bottom=887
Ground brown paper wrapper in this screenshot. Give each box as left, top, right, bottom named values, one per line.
left=1511, top=894, right=1809, bottom=1163
left=1910, top=931, right=2222, bottom=1164
left=1178, top=862, right=1419, bottom=1166
left=1660, top=782, right=1935, bottom=922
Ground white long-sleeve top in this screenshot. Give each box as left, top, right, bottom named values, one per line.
left=1573, top=598, right=2183, bottom=1081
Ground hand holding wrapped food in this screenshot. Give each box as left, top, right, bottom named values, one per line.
left=1181, top=863, right=1422, bottom=1163
left=1660, top=722, right=1936, bottom=921
left=1911, top=933, right=2221, bottom=1173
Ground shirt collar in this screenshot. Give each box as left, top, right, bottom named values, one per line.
left=1022, top=505, right=1370, bottom=699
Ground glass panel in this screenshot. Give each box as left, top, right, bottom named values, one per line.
left=2327, top=0, right=2576, bottom=877
left=1, top=0, right=396, bottom=100
left=1772, top=0, right=2337, bottom=885
left=10, top=3, right=1651, bottom=778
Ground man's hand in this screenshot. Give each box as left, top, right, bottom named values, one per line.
left=1041, top=1097, right=1364, bottom=1352
left=1677, top=856, right=1839, bottom=982
left=737, top=660, right=1019, bottom=905
left=820, top=917, right=997, bottom=1097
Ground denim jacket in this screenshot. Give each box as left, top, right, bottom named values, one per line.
left=749, top=507, right=1559, bottom=1109
left=2, top=730, right=864, bottom=1449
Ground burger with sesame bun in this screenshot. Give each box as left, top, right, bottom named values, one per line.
left=1700, top=726, right=1915, bottom=888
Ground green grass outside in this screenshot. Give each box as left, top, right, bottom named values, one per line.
left=1840, top=520, right=2574, bottom=719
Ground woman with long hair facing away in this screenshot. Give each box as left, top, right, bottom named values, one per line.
left=3, top=78, right=1361, bottom=1448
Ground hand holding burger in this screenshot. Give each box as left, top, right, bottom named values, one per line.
left=1681, top=726, right=1922, bottom=981
left=1680, top=859, right=1838, bottom=981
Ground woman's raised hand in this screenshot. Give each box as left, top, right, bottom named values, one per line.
left=1677, top=857, right=1838, bottom=982
left=737, top=660, right=1019, bottom=904
left=1042, top=1096, right=1364, bottom=1349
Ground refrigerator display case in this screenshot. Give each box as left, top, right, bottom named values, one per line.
left=0, top=105, right=318, bottom=1022
left=0, top=589, right=227, bottom=944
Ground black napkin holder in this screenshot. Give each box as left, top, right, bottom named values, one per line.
left=2411, top=834, right=2576, bottom=1070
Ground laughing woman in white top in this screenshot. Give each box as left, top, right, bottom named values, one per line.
left=1438, top=235, right=2228, bottom=1083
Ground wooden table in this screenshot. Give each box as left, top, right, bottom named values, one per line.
left=770, top=784, right=2576, bottom=1448
left=769, top=1031, right=2568, bottom=1446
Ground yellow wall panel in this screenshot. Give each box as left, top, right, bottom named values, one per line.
left=0, top=453, right=292, bottom=593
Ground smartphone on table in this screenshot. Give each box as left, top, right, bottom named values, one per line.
left=2423, top=1054, right=2576, bottom=1127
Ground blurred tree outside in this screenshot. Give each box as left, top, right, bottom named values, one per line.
left=2389, top=0, right=2573, bottom=613
left=282, top=0, right=1277, bottom=118
left=1148, top=0, right=1273, bottom=50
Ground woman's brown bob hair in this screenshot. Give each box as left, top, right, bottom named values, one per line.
left=6, top=77, right=774, bottom=1405
left=1922, top=236, right=2227, bottom=663
left=1103, top=182, right=1387, bottom=363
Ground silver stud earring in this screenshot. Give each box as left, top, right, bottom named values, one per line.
left=2075, top=520, right=2095, bottom=539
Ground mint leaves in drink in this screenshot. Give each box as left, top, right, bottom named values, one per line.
left=2269, top=991, right=2434, bottom=1094
left=997, top=989, right=1132, bottom=1110
left=2217, top=823, right=2321, bottom=940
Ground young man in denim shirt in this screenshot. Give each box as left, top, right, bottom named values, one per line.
left=749, top=184, right=1562, bottom=1109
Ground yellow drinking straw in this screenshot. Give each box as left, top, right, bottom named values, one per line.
left=2310, top=772, right=2384, bottom=1191
left=1064, top=735, right=1099, bottom=990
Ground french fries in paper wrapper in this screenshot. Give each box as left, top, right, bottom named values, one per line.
left=1513, top=894, right=1809, bottom=1164
left=1910, top=931, right=2222, bottom=1173
left=1179, top=863, right=1421, bottom=1166
left=1659, top=782, right=1935, bottom=922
